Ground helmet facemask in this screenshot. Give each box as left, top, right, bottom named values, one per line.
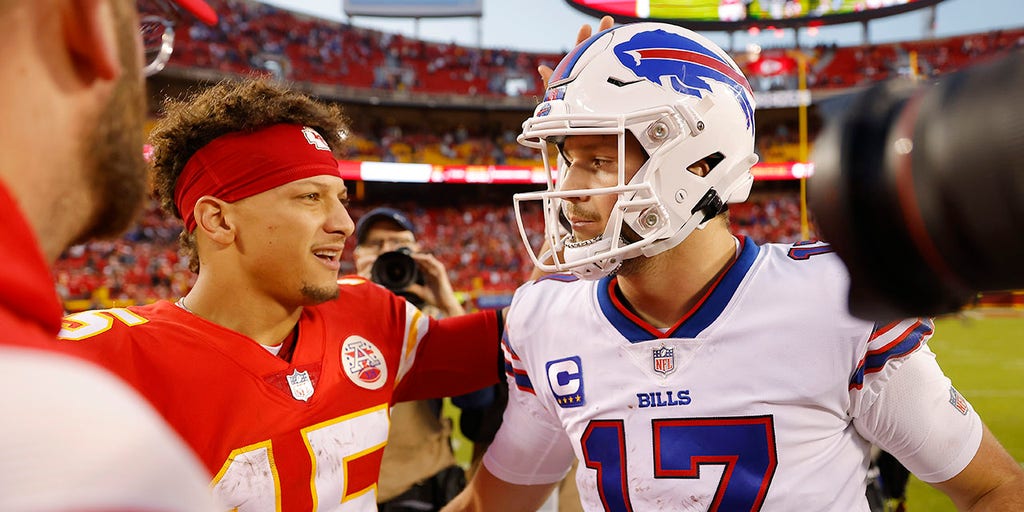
left=513, top=23, right=758, bottom=280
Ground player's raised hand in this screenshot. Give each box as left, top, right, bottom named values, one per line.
left=538, top=15, right=614, bottom=88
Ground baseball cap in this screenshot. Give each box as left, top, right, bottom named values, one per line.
left=355, top=208, right=415, bottom=245
left=170, top=0, right=218, bottom=25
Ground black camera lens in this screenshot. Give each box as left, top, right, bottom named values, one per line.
left=370, top=247, right=420, bottom=292
left=810, top=51, right=1024, bottom=321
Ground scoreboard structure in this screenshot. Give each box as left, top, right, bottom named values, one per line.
left=564, top=0, right=947, bottom=30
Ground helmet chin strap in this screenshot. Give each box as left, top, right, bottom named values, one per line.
left=561, top=190, right=728, bottom=280
left=560, top=182, right=729, bottom=278
left=692, top=188, right=726, bottom=221
left=562, top=215, right=657, bottom=280
left=562, top=236, right=624, bottom=280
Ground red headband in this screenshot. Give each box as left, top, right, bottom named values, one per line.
left=173, top=124, right=342, bottom=232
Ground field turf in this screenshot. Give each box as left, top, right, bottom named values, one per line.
left=906, top=313, right=1024, bottom=510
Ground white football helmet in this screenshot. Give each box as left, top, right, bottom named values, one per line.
left=514, top=22, right=759, bottom=280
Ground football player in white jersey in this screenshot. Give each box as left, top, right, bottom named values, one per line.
left=443, top=22, right=1024, bottom=512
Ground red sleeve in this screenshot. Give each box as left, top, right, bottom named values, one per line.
left=393, top=310, right=502, bottom=402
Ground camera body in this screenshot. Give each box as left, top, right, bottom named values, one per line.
left=370, top=247, right=421, bottom=293
left=809, top=51, right=1024, bottom=321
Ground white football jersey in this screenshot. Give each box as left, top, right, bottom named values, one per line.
left=485, top=238, right=982, bottom=512
left=0, top=347, right=218, bottom=511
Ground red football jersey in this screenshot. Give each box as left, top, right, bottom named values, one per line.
left=59, top=276, right=500, bottom=511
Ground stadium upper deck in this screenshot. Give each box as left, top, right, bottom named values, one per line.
left=143, top=0, right=1023, bottom=107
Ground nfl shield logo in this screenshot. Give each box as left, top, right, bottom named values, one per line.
left=949, top=387, right=969, bottom=415
left=286, top=369, right=315, bottom=402
left=653, top=345, right=675, bottom=376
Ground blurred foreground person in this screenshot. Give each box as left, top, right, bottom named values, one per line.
left=59, top=79, right=503, bottom=511
left=0, top=0, right=218, bottom=510
left=446, top=22, right=1024, bottom=511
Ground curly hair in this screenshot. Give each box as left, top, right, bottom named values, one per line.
left=148, top=79, right=349, bottom=273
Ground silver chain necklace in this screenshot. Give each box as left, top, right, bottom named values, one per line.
left=175, top=297, right=193, bottom=314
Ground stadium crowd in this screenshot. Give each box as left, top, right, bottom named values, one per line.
left=314, top=118, right=808, bottom=169
left=72, top=1, right=1020, bottom=315
left=342, top=124, right=537, bottom=168
left=111, top=0, right=1023, bottom=313
left=142, top=0, right=1024, bottom=97
left=142, top=0, right=561, bottom=97
left=54, top=192, right=811, bottom=311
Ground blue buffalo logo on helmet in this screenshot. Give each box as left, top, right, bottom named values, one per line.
left=613, top=29, right=755, bottom=130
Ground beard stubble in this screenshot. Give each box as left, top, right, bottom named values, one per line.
left=75, top=1, right=148, bottom=244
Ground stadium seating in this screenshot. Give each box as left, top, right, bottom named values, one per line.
left=142, top=0, right=1024, bottom=97
left=56, top=193, right=811, bottom=312
left=63, top=2, right=1018, bottom=311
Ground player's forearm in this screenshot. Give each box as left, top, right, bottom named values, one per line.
left=441, top=466, right=556, bottom=512
left=439, top=488, right=475, bottom=512
left=962, top=478, right=1024, bottom=512
left=933, top=425, right=1024, bottom=511
left=951, top=462, right=1024, bottom=511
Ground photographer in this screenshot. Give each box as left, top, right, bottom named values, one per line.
left=355, top=207, right=464, bottom=317
left=354, top=207, right=469, bottom=511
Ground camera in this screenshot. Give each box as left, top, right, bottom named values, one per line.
left=809, top=50, right=1024, bottom=321
left=370, top=247, right=420, bottom=292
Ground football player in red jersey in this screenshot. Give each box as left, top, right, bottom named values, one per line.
left=58, top=78, right=503, bottom=511
left=0, top=0, right=219, bottom=510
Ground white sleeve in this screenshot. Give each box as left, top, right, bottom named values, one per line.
left=482, top=335, right=576, bottom=486
left=0, top=348, right=219, bottom=511
left=852, top=346, right=982, bottom=483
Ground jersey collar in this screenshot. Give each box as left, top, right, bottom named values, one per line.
left=597, top=235, right=760, bottom=343
left=0, top=181, right=63, bottom=333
